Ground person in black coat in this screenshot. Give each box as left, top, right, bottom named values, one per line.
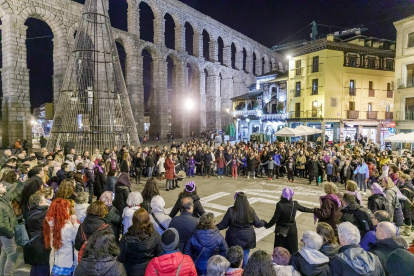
left=24, top=192, right=51, bottom=275
left=308, top=155, right=322, bottom=186
left=93, top=161, right=106, bottom=200
left=169, top=182, right=205, bottom=218
left=216, top=192, right=266, bottom=268
left=265, top=187, right=313, bottom=254
left=74, top=229, right=127, bottom=276
left=202, top=150, right=213, bottom=177
left=168, top=197, right=199, bottom=252
left=100, top=191, right=123, bottom=242
left=118, top=208, right=162, bottom=276
left=340, top=193, right=374, bottom=239
left=113, top=173, right=131, bottom=215
left=133, top=152, right=144, bottom=184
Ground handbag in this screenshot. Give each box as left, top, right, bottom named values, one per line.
left=275, top=201, right=296, bottom=237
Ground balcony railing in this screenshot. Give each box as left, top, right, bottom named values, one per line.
left=232, top=110, right=288, bottom=120
left=347, top=110, right=359, bottom=119
left=397, top=77, right=414, bottom=89
left=349, top=88, right=356, bottom=96
left=387, top=90, right=393, bottom=98
left=367, top=111, right=378, bottom=119
left=368, top=89, right=375, bottom=97
left=232, top=110, right=261, bottom=117
left=290, top=89, right=302, bottom=97
left=407, top=107, right=414, bottom=120
left=385, top=112, right=393, bottom=120
left=295, top=67, right=303, bottom=76
left=288, top=110, right=322, bottom=119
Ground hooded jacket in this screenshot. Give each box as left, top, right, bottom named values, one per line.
left=74, top=215, right=108, bottom=251
left=369, top=236, right=408, bottom=273
left=290, top=247, right=330, bottom=276
left=113, top=173, right=131, bottom=215
left=74, top=256, right=127, bottom=276
left=144, top=251, right=197, bottom=276
left=330, top=244, right=385, bottom=276
left=273, top=264, right=300, bottom=276
left=122, top=206, right=140, bottom=234
left=24, top=205, right=50, bottom=265
left=184, top=228, right=228, bottom=276
left=74, top=203, right=89, bottom=223
left=150, top=196, right=172, bottom=236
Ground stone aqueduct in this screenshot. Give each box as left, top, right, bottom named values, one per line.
left=0, top=0, right=285, bottom=146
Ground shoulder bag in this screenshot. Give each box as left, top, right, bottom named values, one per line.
left=275, top=201, right=296, bottom=237
left=151, top=212, right=166, bottom=231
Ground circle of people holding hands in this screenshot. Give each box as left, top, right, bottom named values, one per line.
left=0, top=136, right=414, bottom=276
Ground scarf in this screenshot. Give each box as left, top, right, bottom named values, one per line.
left=93, top=164, right=103, bottom=174
left=345, top=190, right=362, bottom=204
left=315, top=194, right=342, bottom=224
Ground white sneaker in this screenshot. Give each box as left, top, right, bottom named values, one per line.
left=253, top=177, right=256, bottom=179
left=221, top=176, right=224, bottom=178
left=247, top=176, right=249, bottom=179
left=232, top=176, right=234, bottom=178
left=217, top=176, right=220, bottom=178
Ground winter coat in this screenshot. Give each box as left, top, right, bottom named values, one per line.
left=133, top=157, right=144, bottom=168
left=384, top=186, right=401, bottom=221
left=341, top=165, right=352, bottom=179
left=203, top=153, right=213, bottom=165
left=296, top=155, right=306, bottom=170
left=75, top=256, right=127, bottom=276
left=330, top=244, right=385, bottom=276
left=24, top=205, right=51, bottom=265
left=169, top=194, right=205, bottom=218
left=93, top=170, right=106, bottom=197
left=119, top=232, right=162, bottom=276
left=48, top=221, right=80, bottom=269
left=105, top=206, right=122, bottom=241
left=273, top=265, right=300, bottom=276
left=75, top=203, right=89, bottom=223
left=184, top=228, right=228, bottom=276
left=214, top=158, right=226, bottom=169
left=122, top=206, right=141, bottom=234
left=308, top=160, right=321, bottom=177
left=146, top=155, right=156, bottom=167
left=265, top=198, right=313, bottom=254
left=367, top=194, right=388, bottom=214
left=398, top=180, right=414, bottom=219
left=247, top=157, right=257, bottom=172
left=216, top=207, right=265, bottom=250
left=314, top=194, right=343, bottom=233
left=0, top=194, right=17, bottom=238
left=144, top=251, right=197, bottom=276
left=272, top=154, right=282, bottom=166
left=340, top=202, right=374, bottom=238
left=369, top=236, right=408, bottom=273
left=106, top=176, right=118, bottom=193
left=113, top=185, right=131, bottom=215
left=75, top=215, right=108, bottom=251
left=164, top=158, right=175, bottom=180
left=290, top=247, right=330, bottom=276
left=168, top=211, right=199, bottom=252
left=260, top=159, right=277, bottom=170
left=319, top=243, right=340, bottom=259
left=157, top=157, right=166, bottom=173
left=150, top=210, right=172, bottom=236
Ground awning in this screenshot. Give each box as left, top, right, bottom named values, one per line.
left=294, top=125, right=322, bottom=134
left=275, top=127, right=308, bottom=137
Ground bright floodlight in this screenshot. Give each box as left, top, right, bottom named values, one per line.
left=286, top=55, right=292, bottom=60
left=186, top=99, right=193, bottom=110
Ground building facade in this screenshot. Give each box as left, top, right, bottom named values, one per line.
left=286, top=34, right=395, bottom=144
left=394, top=15, right=414, bottom=133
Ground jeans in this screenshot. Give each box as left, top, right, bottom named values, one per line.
left=31, top=264, right=50, bottom=276
left=147, top=166, right=154, bottom=178
left=204, top=166, right=211, bottom=176
left=0, top=236, right=18, bottom=276
left=248, top=171, right=255, bottom=178
left=135, top=167, right=142, bottom=183
left=218, top=168, right=224, bottom=176
left=242, top=249, right=250, bottom=268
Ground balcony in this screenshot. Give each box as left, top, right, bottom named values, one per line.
left=366, top=111, right=378, bottom=119
left=385, top=112, right=393, bottom=120
left=290, top=89, right=302, bottom=97
left=288, top=110, right=322, bottom=119
left=347, top=110, right=359, bottom=119
left=387, top=90, right=393, bottom=98
left=232, top=110, right=288, bottom=120
left=291, top=67, right=304, bottom=77
left=368, top=89, right=375, bottom=97
left=397, top=77, right=414, bottom=89
left=349, top=88, right=356, bottom=96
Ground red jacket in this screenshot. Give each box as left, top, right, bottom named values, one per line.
left=226, top=268, right=244, bottom=276
left=145, top=252, right=197, bottom=276
left=214, top=158, right=226, bottom=169
left=164, top=158, right=175, bottom=180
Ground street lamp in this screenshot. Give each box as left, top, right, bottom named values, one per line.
left=185, top=99, right=193, bottom=110
left=286, top=55, right=292, bottom=60
left=246, top=118, right=250, bottom=123
left=226, top=106, right=230, bottom=113
left=313, top=100, right=318, bottom=107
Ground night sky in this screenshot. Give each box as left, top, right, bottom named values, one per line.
left=3, top=0, right=413, bottom=114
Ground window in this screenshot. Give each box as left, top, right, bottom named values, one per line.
left=295, top=102, right=301, bottom=118
left=387, top=83, right=393, bottom=98
left=312, top=79, right=318, bottom=95
left=368, top=103, right=372, bottom=112
left=387, top=83, right=391, bottom=90
left=386, top=59, right=394, bottom=70
left=295, top=60, right=302, bottom=75
left=349, top=80, right=356, bottom=96
left=312, top=56, right=319, bottom=72
left=367, top=57, right=376, bottom=69
left=349, top=54, right=357, bottom=67
left=369, top=81, right=375, bottom=97
left=349, top=101, right=355, bottom=111
left=271, top=87, right=277, bottom=93
left=408, top=32, right=414, bottom=48
left=295, top=82, right=301, bottom=97
left=330, top=97, right=337, bottom=107
left=386, top=105, right=390, bottom=112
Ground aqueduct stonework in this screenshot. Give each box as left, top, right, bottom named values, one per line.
left=0, top=0, right=285, bottom=146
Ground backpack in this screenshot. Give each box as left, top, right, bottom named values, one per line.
left=352, top=207, right=374, bottom=237
left=15, top=211, right=41, bottom=246
left=78, top=223, right=109, bottom=262
left=375, top=195, right=390, bottom=213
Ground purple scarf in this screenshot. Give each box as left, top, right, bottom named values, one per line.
left=345, top=190, right=362, bottom=204
left=93, top=164, right=103, bottom=174
left=319, top=194, right=342, bottom=208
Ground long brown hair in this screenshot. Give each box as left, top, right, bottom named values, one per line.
left=141, top=178, right=160, bottom=201
left=55, top=179, right=75, bottom=199
left=126, top=208, right=154, bottom=239
left=316, top=222, right=338, bottom=245
left=232, top=192, right=254, bottom=224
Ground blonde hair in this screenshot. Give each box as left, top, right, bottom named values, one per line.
left=383, top=177, right=394, bottom=189
left=346, top=180, right=358, bottom=192
left=323, top=182, right=338, bottom=195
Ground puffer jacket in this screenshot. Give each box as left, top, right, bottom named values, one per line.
left=75, top=215, right=109, bottom=251
left=184, top=228, right=228, bottom=276
left=74, top=256, right=127, bottom=276
left=367, top=194, right=388, bottom=214
left=0, top=194, right=17, bottom=238
left=319, top=243, right=340, bottom=259
left=105, top=206, right=122, bottom=241
left=119, top=232, right=162, bottom=276
left=144, top=251, right=197, bottom=276
left=114, top=185, right=131, bottom=215
left=169, top=194, right=205, bottom=218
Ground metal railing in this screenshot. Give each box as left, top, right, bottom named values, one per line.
left=368, top=89, right=375, bottom=97
left=385, top=112, right=393, bottom=120
left=397, top=77, right=414, bottom=89
left=347, top=110, right=359, bottom=119
left=387, top=90, right=393, bottom=98
left=366, top=111, right=378, bottom=119
left=349, top=88, right=356, bottom=96
left=288, top=110, right=322, bottom=119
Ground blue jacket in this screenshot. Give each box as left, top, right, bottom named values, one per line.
left=273, top=154, right=282, bottom=166
left=184, top=228, right=228, bottom=276
left=242, top=157, right=247, bottom=168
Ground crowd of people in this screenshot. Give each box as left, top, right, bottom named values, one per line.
left=0, top=136, right=414, bottom=276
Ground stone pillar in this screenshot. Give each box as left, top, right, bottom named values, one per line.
left=245, top=52, right=253, bottom=73
left=223, top=46, right=231, bottom=67
left=263, top=59, right=270, bottom=74
left=127, top=0, right=140, bottom=36
left=175, top=21, right=186, bottom=53
left=153, top=14, right=165, bottom=46
left=52, top=36, right=69, bottom=106
left=206, top=75, right=221, bottom=130
left=1, top=16, right=32, bottom=147
left=198, top=71, right=207, bottom=132
left=149, top=57, right=169, bottom=139
left=321, top=122, right=326, bottom=147
left=235, top=50, right=243, bottom=70
left=339, top=122, right=345, bottom=142
left=376, top=124, right=381, bottom=144
left=126, top=53, right=144, bottom=136
left=221, top=76, right=234, bottom=129
left=171, top=62, right=190, bottom=138
left=255, top=58, right=262, bottom=76
left=333, top=122, right=340, bottom=142
left=209, top=39, right=217, bottom=63
left=193, top=29, right=203, bottom=58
